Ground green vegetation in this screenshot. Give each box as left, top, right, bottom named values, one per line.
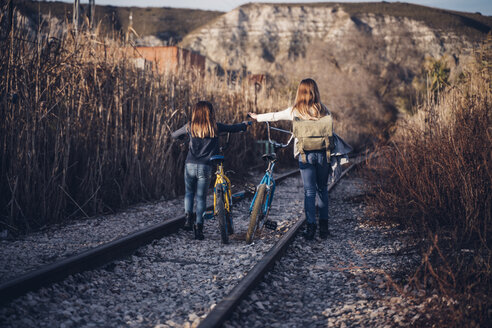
left=408, top=56, right=452, bottom=108
left=22, top=1, right=492, bottom=43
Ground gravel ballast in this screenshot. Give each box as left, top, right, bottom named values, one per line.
left=225, top=171, right=426, bottom=327
left=0, top=175, right=305, bottom=327
left=0, top=169, right=429, bottom=327
left=0, top=170, right=267, bottom=284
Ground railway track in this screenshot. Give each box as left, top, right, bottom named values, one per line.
left=1, top=159, right=363, bottom=328
left=198, top=163, right=356, bottom=328
left=0, top=168, right=305, bottom=305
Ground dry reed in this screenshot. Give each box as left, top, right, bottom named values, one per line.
left=0, top=7, right=359, bottom=234
left=0, top=9, right=264, bottom=233
left=1, top=1, right=368, bottom=237
left=366, top=36, right=491, bottom=326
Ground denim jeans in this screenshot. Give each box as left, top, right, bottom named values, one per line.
left=299, top=151, right=330, bottom=224
left=184, top=163, right=212, bottom=224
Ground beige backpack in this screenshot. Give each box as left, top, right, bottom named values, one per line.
left=293, top=114, right=334, bottom=163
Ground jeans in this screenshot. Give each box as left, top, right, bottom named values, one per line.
left=299, top=151, right=330, bottom=224
left=184, top=163, right=212, bottom=224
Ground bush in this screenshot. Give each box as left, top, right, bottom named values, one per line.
left=0, top=5, right=362, bottom=234
left=0, top=12, right=260, bottom=233
left=366, top=37, right=491, bottom=325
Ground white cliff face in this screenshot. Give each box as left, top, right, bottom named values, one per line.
left=181, top=3, right=483, bottom=145
left=183, top=5, right=356, bottom=72
left=181, top=3, right=471, bottom=75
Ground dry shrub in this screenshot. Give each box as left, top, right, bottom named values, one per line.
left=0, top=9, right=275, bottom=233
left=366, top=37, right=491, bottom=326
left=0, top=5, right=358, bottom=235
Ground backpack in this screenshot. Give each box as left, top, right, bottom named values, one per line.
left=292, top=114, right=334, bottom=163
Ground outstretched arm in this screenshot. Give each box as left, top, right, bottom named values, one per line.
left=217, top=122, right=249, bottom=133
left=248, top=107, right=294, bottom=122
left=171, top=123, right=188, bottom=139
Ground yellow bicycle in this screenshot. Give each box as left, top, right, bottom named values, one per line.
left=209, top=134, right=234, bottom=244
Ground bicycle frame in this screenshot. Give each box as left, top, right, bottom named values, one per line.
left=249, top=122, right=293, bottom=218
left=213, top=161, right=232, bottom=215
left=249, top=160, right=276, bottom=217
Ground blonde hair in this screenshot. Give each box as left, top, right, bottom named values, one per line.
left=293, top=78, right=328, bottom=120
left=190, top=101, right=217, bottom=138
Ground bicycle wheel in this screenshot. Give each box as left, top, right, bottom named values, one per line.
left=246, top=184, right=267, bottom=244
left=226, top=211, right=234, bottom=235
left=216, top=187, right=229, bottom=244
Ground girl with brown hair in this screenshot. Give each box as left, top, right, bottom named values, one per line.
left=172, top=101, right=249, bottom=240
left=249, top=78, right=332, bottom=240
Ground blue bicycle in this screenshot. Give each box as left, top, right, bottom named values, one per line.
left=246, top=122, right=294, bottom=244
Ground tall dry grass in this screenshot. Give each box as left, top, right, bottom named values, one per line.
left=366, top=37, right=491, bottom=325
left=0, top=7, right=356, bottom=234
left=0, top=9, right=271, bottom=233
left=0, top=6, right=361, bottom=234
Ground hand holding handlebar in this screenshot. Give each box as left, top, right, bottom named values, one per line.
left=247, top=113, right=293, bottom=148
left=266, top=122, right=294, bottom=148
left=248, top=112, right=258, bottom=120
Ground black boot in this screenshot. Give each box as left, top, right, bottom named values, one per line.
left=319, top=219, right=330, bottom=239
left=194, top=223, right=204, bottom=240
left=304, top=223, right=316, bottom=240
left=183, top=213, right=194, bottom=231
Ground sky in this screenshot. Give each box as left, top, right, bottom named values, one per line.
left=43, top=1, right=492, bottom=16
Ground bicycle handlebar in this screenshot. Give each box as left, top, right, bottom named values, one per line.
left=218, top=132, right=231, bottom=152
left=218, top=121, right=251, bottom=151
left=266, top=122, right=294, bottom=149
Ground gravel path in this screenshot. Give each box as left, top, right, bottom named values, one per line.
left=0, top=175, right=305, bottom=328
left=0, top=169, right=426, bottom=328
left=225, top=171, right=424, bottom=327
left=0, top=170, right=267, bottom=283
left=0, top=197, right=183, bottom=284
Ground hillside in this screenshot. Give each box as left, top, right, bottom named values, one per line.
left=14, top=1, right=492, bottom=146
left=15, top=0, right=223, bottom=43
left=180, top=2, right=492, bottom=144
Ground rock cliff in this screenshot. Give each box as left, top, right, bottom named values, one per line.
left=181, top=2, right=491, bottom=142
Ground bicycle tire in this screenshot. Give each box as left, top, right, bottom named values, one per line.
left=246, top=184, right=267, bottom=244
left=216, top=187, right=229, bottom=244
left=226, top=211, right=234, bottom=235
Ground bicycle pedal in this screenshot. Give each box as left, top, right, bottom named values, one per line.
left=232, top=191, right=246, bottom=203
left=264, top=219, right=277, bottom=230
left=203, top=211, right=214, bottom=220
left=245, top=183, right=256, bottom=195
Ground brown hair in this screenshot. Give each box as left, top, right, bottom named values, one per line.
left=293, top=78, right=328, bottom=120
left=190, top=101, right=217, bottom=138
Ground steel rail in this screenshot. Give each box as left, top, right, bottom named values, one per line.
left=198, top=161, right=359, bottom=328
left=0, top=169, right=300, bottom=305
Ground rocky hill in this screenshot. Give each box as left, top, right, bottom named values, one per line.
left=14, top=1, right=492, bottom=144
left=180, top=2, right=492, bottom=141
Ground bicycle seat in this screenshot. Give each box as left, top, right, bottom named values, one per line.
left=209, top=155, right=225, bottom=163
left=262, top=153, right=277, bottom=162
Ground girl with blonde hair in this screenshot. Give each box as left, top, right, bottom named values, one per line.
left=249, top=78, right=332, bottom=240
left=172, top=101, right=249, bottom=240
